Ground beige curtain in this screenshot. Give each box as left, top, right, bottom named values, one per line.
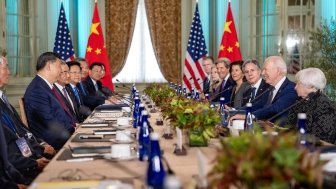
left=105, top=0, right=138, bottom=77
left=144, top=0, right=181, bottom=83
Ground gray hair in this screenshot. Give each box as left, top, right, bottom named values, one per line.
left=264, top=56, right=287, bottom=75
left=295, top=68, right=326, bottom=90
left=215, top=57, right=231, bottom=69
left=0, top=56, right=4, bottom=64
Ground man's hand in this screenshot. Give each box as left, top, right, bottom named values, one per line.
left=229, top=114, right=246, bottom=122
left=43, top=144, right=56, bottom=156
left=17, top=184, right=27, bottom=189
left=36, top=157, right=49, bottom=170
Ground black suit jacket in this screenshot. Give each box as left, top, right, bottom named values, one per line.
left=211, top=77, right=236, bottom=103
left=242, top=79, right=271, bottom=111
left=81, top=77, right=105, bottom=110
left=53, top=84, right=78, bottom=123
left=202, top=77, right=210, bottom=94
left=65, top=84, right=89, bottom=122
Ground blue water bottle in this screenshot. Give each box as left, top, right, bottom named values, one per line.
left=244, top=103, right=253, bottom=133
left=147, top=132, right=166, bottom=189
left=133, top=97, right=140, bottom=128
left=139, top=111, right=150, bottom=161
left=219, top=97, right=228, bottom=127
left=297, top=113, right=308, bottom=145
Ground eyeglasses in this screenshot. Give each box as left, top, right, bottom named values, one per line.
left=91, top=70, right=104, bottom=74
left=60, top=71, right=69, bottom=75
left=242, top=59, right=260, bottom=68
left=69, top=71, right=82, bottom=75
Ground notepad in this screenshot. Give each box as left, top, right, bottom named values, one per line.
left=93, top=129, right=117, bottom=135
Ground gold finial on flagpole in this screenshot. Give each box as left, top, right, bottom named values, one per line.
left=95, top=0, right=97, bottom=3
left=196, top=0, right=198, bottom=3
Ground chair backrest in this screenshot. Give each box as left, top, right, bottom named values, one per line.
left=18, top=97, right=29, bottom=127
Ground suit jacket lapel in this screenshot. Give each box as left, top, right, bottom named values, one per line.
left=272, top=78, right=288, bottom=103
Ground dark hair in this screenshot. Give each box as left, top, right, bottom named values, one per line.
left=242, top=59, right=261, bottom=70
left=36, top=52, right=61, bottom=71
left=66, top=61, right=82, bottom=71
left=89, top=62, right=104, bottom=70
left=229, top=60, right=246, bottom=82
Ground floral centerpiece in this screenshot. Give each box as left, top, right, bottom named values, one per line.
left=208, top=131, right=325, bottom=189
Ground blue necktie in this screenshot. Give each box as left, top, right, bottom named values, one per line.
left=72, top=87, right=82, bottom=105
left=250, top=87, right=256, bottom=101
left=78, top=82, right=87, bottom=96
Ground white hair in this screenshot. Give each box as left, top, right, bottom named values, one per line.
left=0, top=56, right=4, bottom=64
left=295, top=68, right=326, bottom=90
left=264, top=56, right=287, bottom=75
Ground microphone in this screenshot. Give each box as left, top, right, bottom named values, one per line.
left=115, top=85, right=131, bottom=90
left=266, top=92, right=317, bottom=122
left=209, top=86, right=233, bottom=102
left=239, top=86, right=272, bottom=109
left=101, top=87, right=114, bottom=97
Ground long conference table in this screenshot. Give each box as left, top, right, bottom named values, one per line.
left=29, top=103, right=221, bottom=189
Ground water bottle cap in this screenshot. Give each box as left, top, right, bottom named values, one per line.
left=134, top=96, right=139, bottom=99
left=298, top=113, right=307, bottom=119
left=139, top=103, right=145, bottom=107
left=142, top=110, right=148, bottom=116
left=150, top=132, right=160, bottom=140
left=246, top=102, right=252, bottom=107
left=220, top=97, right=225, bottom=101
left=164, top=175, right=182, bottom=189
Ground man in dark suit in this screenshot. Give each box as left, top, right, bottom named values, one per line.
left=24, top=52, right=75, bottom=150
left=82, top=62, right=117, bottom=109
left=66, top=61, right=91, bottom=120
left=0, top=56, right=50, bottom=183
left=242, top=59, right=270, bottom=111
left=201, top=56, right=214, bottom=94
left=231, top=56, right=298, bottom=124
left=211, top=57, right=235, bottom=103
left=54, top=61, right=79, bottom=123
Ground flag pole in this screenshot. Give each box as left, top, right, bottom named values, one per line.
left=95, top=0, right=97, bottom=3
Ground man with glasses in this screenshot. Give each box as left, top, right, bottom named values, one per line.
left=82, top=62, right=118, bottom=109
left=241, top=59, right=270, bottom=111
left=53, top=61, right=78, bottom=123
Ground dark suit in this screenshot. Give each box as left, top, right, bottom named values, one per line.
left=202, top=77, right=210, bottom=94
left=81, top=77, right=105, bottom=110
left=242, top=79, right=271, bottom=111
left=65, top=84, right=89, bottom=122
left=53, top=84, right=78, bottom=123
left=0, top=110, right=30, bottom=187
left=24, top=76, right=75, bottom=150
left=212, top=77, right=236, bottom=104
left=253, top=78, right=298, bottom=123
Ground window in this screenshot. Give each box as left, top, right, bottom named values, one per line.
left=6, top=0, right=36, bottom=76
left=113, top=0, right=166, bottom=83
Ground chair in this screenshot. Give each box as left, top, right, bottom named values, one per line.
left=18, top=97, right=29, bottom=127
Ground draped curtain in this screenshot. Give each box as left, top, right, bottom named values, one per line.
left=105, top=0, right=138, bottom=77
left=144, top=0, right=181, bottom=83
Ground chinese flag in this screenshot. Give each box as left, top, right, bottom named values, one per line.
left=85, top=2, right=114, bottom=91
left=218, top=2, right=242, bottom=62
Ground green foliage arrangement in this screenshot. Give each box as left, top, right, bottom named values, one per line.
left=305, top=19, right=336, bottom=89
left=208, top=131, right=325, bottom=189
left=144, top=84, right=220, bottom=140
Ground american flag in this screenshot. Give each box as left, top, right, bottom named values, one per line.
left=53, top=3, right=75, bottom=61
left=290, top=43, right=300, bottom=74
left=182, top=3, right=207, bottom=91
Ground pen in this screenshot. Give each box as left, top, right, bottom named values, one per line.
left=66, top=158, right=94, bottom=163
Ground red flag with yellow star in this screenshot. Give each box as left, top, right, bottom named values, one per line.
left=218, top=2, right=242, bottom=62
left=85, top=2, right=114, bottom=91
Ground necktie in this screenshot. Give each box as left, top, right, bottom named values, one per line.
left=221, top=80, right=226, bottom=91
left=72, top=87, right=82, bottom=105
left=250, top=87, right=256, bottom=101
left=95, top=83, right=99, bottom=91
left=78, top=82, right=87, bottom=96
left=266, top=86, right=275, bottom=105
left=62, top=88, right=71, bottom=103
left=1, top=94, right=13, bottom=112
left=51, top=88, right=72, bottom=116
